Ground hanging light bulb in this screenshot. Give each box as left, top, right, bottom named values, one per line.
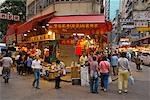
left=48, top=31, right=52, bottom=35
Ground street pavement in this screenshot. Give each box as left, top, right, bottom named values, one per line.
left=0, top=62, right=150, bottom=100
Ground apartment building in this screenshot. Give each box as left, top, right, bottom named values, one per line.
left=11, top=0, right=112, bottom=66
left=119, top=0, right=150, bottom=43
left=26, top=0, right=104, bottom=20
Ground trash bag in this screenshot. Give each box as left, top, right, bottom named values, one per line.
left=128, top=75, right=135, bottom=85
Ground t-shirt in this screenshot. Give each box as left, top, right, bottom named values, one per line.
left=1, top=57, right=13, bottom=68
left=111, top=56, right=118, bottom=66
left=118, top=58, right=130, bottom=70
left=90, top=61, right=98, bottom=72
left=32, top=60, right=41, bottom=69
left=99, top=61, right=110, bottom=73
left=27, top=58, right=32, bottom=67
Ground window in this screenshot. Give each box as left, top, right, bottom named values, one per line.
left=28, top=1, right=35, bottom=18
left=43, top=0, right=54, bottom=8
left=36, top=0, right=43, bottom=13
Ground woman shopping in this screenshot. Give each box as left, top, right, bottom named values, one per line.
left=99, top=56, right=110, bottom=92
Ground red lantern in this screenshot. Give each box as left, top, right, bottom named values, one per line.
left=75, top=46, right=82, bottom=56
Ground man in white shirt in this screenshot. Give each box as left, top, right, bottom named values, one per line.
left=1, top=53, right=13, bottom=83
left=32, top=56, right=42, bottom=89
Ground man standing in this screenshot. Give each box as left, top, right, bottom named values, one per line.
left=89, top=56, right=99, bottom=94
left=111, top=54, right=118, bottom=76
left=32, top=56, right=42, bottom=89
left=1, top=53, right=13, bottom=83
left=54, top=60, right=62, bottom=89
left=118, top=52, right=131, bottom=94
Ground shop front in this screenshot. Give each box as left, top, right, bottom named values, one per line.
left=47, top=15, right=112, bottom=66
left=10, top=13, right=112, bottom=82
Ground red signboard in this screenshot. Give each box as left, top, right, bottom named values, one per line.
left=0, top=13, right=20, bottom=21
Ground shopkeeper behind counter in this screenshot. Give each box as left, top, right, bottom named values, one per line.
left=79, top=53, right=88, bottom=67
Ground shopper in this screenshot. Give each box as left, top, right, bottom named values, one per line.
left=135, top=56, right=142, bottom=71
left=89, top=56, right=99, bottom=94
left=55, top=60, right=62, bottom=89
left=27, top=56, right=33, bottom=74
left=118, top=52, right=131, bottom=94
left=32, top=56, right=42, bottom=89
left=18, top=55, right=25, bottom=75
left=15, top=52, right=21, bottom=74
left=99, top=56, right=110, bottom=92
left=111, top=53, right=118, bottom=76
left=0, top=53, right=13, bottom=83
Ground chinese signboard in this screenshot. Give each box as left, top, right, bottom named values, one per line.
left=28, top=33, right=55, bottom=42
left=134, top=21, right=149, bottom=27
left=133, top=11, right=150, bottom=21
left=136, top=27, right=150, bottom=31
left=0, top=13, right=20, bottom=21
left=49, top=24, right=99, bottom=29
left=120, top=19, right=134, bottom=22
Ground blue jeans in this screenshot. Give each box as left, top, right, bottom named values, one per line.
left=90, top=77, right=99, bottom=93
left=33, top=69, right=40, bottom=88
left=101, top=73, right=109, bottom=90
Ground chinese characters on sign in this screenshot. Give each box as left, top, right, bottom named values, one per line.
left=28, top=33, right=55, bottom=42
left=49, top=24, right=99, bottom=29
left=133, top=11, right=150, bottom=21
left=0, top=13, right=20, bottom=21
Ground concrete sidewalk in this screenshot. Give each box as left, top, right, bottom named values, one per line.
left=0, top=62, right=150, bottom=100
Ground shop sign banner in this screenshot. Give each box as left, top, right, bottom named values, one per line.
left=120, top=19, right=134, bottom=22
left=133, top=11, right=150, bottom=21
left=134, top=21, right=149, bottom=27
left=136, top=27, right=150, bottom=31
left=49, top=24, right=99, bottom=29
left=122, top=25, right=134, bottom=29
left=0, top=13, right=20, bottom=21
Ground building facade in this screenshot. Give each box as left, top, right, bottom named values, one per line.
left=104, top=0, right=110, bottom=20
left=26, top=0, right=104, bottom=20
left=119, top=0, right=150, bottom=43
left=10, top=0, right=111, bottom=66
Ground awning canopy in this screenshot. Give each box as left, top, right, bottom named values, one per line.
left=2, top=22, right=24, bottom=43
left=49, top=15, right=105, bottom=23
left=48, top=15, right=112, bottom=33
left=17, top=12, right=55, bottom=34
left=7, top=22, right=24, bottom=35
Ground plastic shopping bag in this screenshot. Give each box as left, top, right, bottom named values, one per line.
left=108, top=76, right=112, bottom=84
left=128, top=75, right=135, bottom=85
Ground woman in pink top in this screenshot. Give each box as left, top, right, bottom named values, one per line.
left=99, top=56, right=110, bottom=92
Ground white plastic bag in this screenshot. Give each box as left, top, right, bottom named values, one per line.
left=63, top=69, right=66, bottom=75
left=0, top=67, right=3, bottom=75
left=108, top=76, right=112, bottom=84
left=128, top=75, right=135, bottom=85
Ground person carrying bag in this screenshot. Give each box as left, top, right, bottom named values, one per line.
left=118, top=52, right=132, bottom=94
left=89, top=56, right=99, bottom=94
